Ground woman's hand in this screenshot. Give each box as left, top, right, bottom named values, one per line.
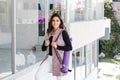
left=51, top=42, right=57, bottom=48
left=44, top=39, right=50, bottom=46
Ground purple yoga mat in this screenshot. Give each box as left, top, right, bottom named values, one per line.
left=61, top=51, right=70, bottom=73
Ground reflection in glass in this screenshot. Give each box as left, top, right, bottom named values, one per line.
left=38, top=1, right=45, bottom=37
left=15, top=0, right=46, bottom=71
left=0, top=0, right=12, bottom=79
left=75, top=0, right=85, bottom=21
left=49, top=4, right=53, bottom=10
left=68, top=0, right=85, bottom=22
left=27, top=50, right=36, bottom=65
left=49, top=1, right=61, bottom=17
left=15, top=51, right=26, bottom=67
left=0, top=1, right=7, bottom=24
left=0, top=49, right=12, bottom=79
left=38, top=3, right=41, bottom=10
left=47, top=0, right=67, bottom=22
left=15, top=49, right=45, bottom=71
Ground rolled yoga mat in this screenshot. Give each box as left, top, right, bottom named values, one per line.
left=61, top=51, right=70, bottom=73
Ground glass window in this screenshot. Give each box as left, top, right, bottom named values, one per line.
left=15, top=0, right=45, bottom=71
left=96, top=0, right=104, bottom=19
left=69, top=0, right=86, bottom=22
left=72, top=41, right=98, bottom=80
left=0, top=0, right=12, bottom=79
left=90, top=0, right=97, bottom=20
left=48, top=0, right=62, bottom=17
left=0, top=1, right=7, bottom=25
left=48, top=0, right=67, bottom=22
left=84, top=41, right=98, bottom=77
left=61, top=0, right=67, bottom=22
left=72, top=47, right=85, bottom=80
left=67, top=0, right=104, bottom=21
left=15, top=0, right=69, bottom=72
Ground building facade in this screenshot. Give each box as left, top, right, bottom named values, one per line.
left=0, top=0, right=110, bottom=80
left=112, top=2, right=120, bottom=25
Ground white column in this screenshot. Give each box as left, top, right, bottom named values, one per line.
left=11, top=0, right=16, bottom=74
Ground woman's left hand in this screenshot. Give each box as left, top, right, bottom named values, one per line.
left=51, top=42, right=57, bottom=48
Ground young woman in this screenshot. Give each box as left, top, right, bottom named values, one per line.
left=35, top=13, right=72, bottom=80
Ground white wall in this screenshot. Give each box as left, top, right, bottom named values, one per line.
left=67, top=19, right=110, bottom=51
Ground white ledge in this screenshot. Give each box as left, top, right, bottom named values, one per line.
left=66, top=19, right=111, bottom=51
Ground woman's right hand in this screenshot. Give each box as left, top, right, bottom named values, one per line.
left=44, top=39, right=50, bottom=46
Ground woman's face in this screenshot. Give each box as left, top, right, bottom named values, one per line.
left=52, top=16, right=61, bottom=30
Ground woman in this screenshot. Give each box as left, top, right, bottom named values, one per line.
left=35, top=13, right=72, bottom=80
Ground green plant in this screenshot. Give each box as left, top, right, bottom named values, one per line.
left=99, top=1, right=120, bottom=57
left=99, top=57, right=120, bottom=64
left=99, top=39, right=114, bottom=57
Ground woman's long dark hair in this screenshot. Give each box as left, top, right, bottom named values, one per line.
left=47, top=13, right=66, bottom=34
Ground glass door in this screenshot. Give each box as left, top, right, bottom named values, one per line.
left=16, top=0, right=40, bottom=71
left=0, top=0, right=12, bottom=79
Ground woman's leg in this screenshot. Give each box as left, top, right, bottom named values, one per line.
left=35, top=55, right=52, bottom=80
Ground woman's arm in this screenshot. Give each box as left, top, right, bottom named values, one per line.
left=57, top=30, right=72, bottom=51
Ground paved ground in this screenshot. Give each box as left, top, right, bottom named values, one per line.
left=98, top=62, right=120, bottom=80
